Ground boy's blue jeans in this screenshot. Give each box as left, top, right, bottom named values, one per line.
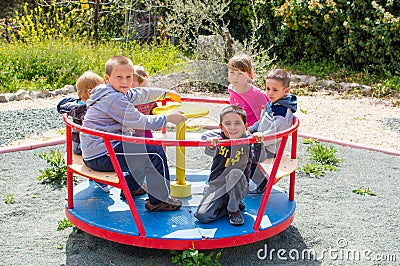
left=84, top=142, right=170, bottom=204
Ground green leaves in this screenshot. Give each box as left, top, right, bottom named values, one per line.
left=299, top=139, right=341, bottom=178
left=36, top=149, right=67, bottom=185
left=171, top=248, right=222, bottom=266
left=4, top=193, right=15, bottom=204
left=352, top=187, right=377, bottom=196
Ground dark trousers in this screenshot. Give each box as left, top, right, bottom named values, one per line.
left=84, top=142, right=170, bottom=203
left=250, top=143, right=276, bottom=186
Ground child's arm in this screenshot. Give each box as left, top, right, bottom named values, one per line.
left=201, top=130, right=221, bottom=157
left=204, top=137, right=220, bottom=157
left=125, top=87, right=182, bottom=104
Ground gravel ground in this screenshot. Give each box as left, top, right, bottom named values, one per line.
left=1, top=141, right=399, bottom=265
left=0, top=93, right=400, bottom=265
left=0, top=108, right=64, bottom=147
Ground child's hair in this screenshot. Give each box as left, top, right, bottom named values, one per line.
left=76, top=71, right=104, bottom=101
left=220, top=105, right=247, bottom=125
left=266, top=68, right=290, bottom=88
left=227, top=54, right=254, bottom=80
left=105, top=56, right=134, bottom=76
left=133, top=65, right=149, bottom=86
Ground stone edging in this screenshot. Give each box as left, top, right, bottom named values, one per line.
left=0, top=85, right=76, bottom=102
left=1, top=74, right=398, bottom=103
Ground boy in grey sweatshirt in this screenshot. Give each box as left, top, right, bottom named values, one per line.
left=81, top=56, right=186, bottom=211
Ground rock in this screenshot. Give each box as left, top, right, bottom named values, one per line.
left=360, top=85, right=371, bottom=92
left=63, top=85, right=75, bottom=94
left=0, top=93, right=16, bottom=102
left=0, top=94, right=7, bottom=102
left=35, top=90, right=51, bottom=98
left=15, top=89, right=28, bottom=101
left=53, top=89, right=63, bottom=96
left=303, top=76, right=317, bottom=84
left=340, top=82, right=361, bottom=91
left=29, top=91, right=41, bottom=99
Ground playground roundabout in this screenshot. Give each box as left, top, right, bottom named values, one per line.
left=0, top=93, right=399, bottom=265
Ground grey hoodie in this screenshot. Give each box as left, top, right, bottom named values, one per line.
left=81, top=84, right=167, bottom=160
left=249, top=94, right=297, bottom=157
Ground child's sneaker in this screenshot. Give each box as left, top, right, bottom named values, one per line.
left=249, top=178, right=268, bottom=194
left=120, top=185, right=147, bottom=200
left=145, top=198, right=182, bottom=212
left=94, top=181, right=110, bottom=193
left=228, top=211, right=244, bottom=225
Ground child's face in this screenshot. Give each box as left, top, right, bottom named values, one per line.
left=228, top=68, right=251, bottom=90
left=105, top=64, right=134, bottom=94
left=265, top=79, right=290, bottom=102
left=219, top=112, right=247, bottom=139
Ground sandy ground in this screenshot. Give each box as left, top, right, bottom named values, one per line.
left=0, top=92, right=400, bottom=265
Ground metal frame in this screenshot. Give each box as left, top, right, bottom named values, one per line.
left=63, top=96, right=300, bottom=250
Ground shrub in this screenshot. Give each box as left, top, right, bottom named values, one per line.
left=226, top=0, right=400, bottom=77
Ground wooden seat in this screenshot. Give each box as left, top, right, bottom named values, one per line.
left=258, top=152, right=297, bottom=184
left=68, top=153, right=119, bottom=184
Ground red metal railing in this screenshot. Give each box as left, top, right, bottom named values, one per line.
left=63, top=97, right=299, bottom=234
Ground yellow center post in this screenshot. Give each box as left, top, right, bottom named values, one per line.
left=153, top=103, right=209, bottom=197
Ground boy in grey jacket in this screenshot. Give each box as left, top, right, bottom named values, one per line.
left=249, top=68, right=297, bottom=193
left=81, top=56, right=186, bottom=211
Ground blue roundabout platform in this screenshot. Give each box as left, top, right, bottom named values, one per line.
left=66, top=171, right=296, bottom=250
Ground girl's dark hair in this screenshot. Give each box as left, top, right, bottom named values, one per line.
left=220, top=105, right=247, bottom=124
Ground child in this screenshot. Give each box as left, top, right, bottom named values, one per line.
left=81, top=56, right=187, bottom=211
left=57, top=71, right=104, bottom=155
left=249, top=68, right=297, bottom=192
left=228, top=54, right=269, bottom=126
left=57, top=71, right=111, bottom=192
left=200, top=54, right=268, bottom=141
left=131, top=65, right=157, bottom=138
left=195, top=105, right=252, bottom=226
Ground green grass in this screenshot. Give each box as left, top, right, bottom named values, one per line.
left=352, top=187, right=377, bottom=196
left=171, top=248, right=222, bottom=266
left=0, top=38, right=185, bottom=93
left=4, top=193, right=15, bottom=204
left=57, top=218, right=79, bottom=233
left=299, top=139, right=342, bottom=177
left=36, top=149, right=67, bottom=185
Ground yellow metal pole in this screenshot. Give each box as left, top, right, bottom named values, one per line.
left=175, top=121, right=186, bottom=184
left=170, top=121, right=191, bottom=198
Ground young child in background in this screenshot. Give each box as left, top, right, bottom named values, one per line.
left=57, top=71, right=110, bottom=192
left=81, top=56, right=187, bottom=211
left=195, top=105, right=252, bottom=226
left=131, top=65, right=157, bottom=138
left=228, top=54, right=269, bottom=127
left=249, top=68, right=297, bottom=193
left=57, top=71, right=104, bottom=155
